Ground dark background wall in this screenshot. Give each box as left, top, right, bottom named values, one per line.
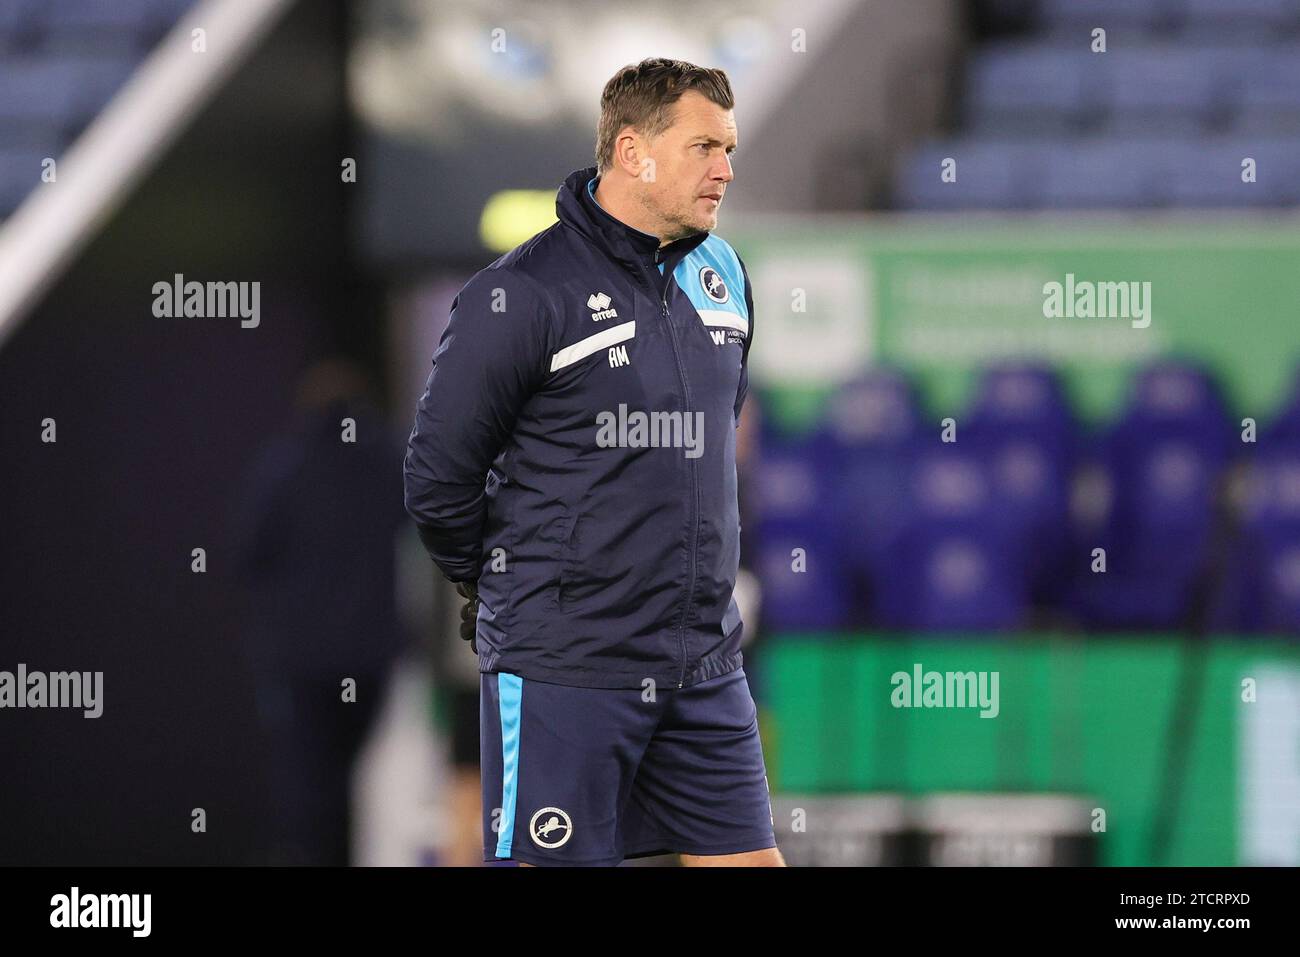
left=0, top=0, right=367, bottom=865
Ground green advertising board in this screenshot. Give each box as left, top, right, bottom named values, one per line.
left=727, top=216, right=1300, bottom=431
left=759, top=634, right=1300, bottom=866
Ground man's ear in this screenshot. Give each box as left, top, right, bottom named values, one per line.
left=613, top=128, right=638, bottom=176
left=614, top=127, right=653, bottom=179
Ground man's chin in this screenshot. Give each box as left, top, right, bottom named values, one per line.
left=667, top=214, right=715, bottom=239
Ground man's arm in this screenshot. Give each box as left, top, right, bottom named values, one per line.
left=735, top=252, right=754, bottom=426
left=403, top=267, right=551, bottom=582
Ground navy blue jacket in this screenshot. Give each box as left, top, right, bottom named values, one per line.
left=403, top=166, right=753, bottom=689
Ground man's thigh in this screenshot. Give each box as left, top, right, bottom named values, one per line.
left=621, top=668, right=779, bottom=861
left=480, top=672, right=661, bottom=867
left=520, top=848, right=787, bottom=867
left=680, top=847, right=786, bottom=866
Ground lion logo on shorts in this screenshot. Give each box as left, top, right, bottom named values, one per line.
left=529, top=807, right=573, bottom=849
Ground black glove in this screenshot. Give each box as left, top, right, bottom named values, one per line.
left=455, top=579, right=480, bottom=655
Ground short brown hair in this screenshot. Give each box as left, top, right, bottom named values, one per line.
left=595, top=58, right=734, bottom=174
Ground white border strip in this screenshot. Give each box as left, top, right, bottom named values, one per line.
left=549, top=321, right=636, bottom=373
left=698, top=310, right=748, bottom=334
left=0, top=0, right=296, bottom=352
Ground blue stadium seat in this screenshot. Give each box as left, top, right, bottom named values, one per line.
left=1038, top=139, right=1170, bottom=208
left=867, top=446, right=1031, bottom=631
left=753, top=423, right=854, bottom=631
left=905, top=135, right=1300, bottom=211
left=1235, top=50, right=1300, bottom=133
left=1125, top=361, right=1234, bottom=435
left=68, top=55, right=138, bottom=124
left=0, top=145, right=48, bottom=214
left=966, top=364, right=1076, bottom=438
left=819, top=369, right=924, bottom=592
left=964, top=45, right=1103, bottom=134
left=1183, top=0, right=1300, bottom=38
left=1071, top=361, right=1234, bottom=629
left=963, top=364, right=1078, bottom=605
left=895, top=139, right=1049, bottom=209
left=1, top=0, right=192, bottom=53
left=1262, top=364, right=1300, bottom=444
left=1238, top=450, right=1300, bottom=536
left=820, top=367, right=923, bottom=451
left=1105, top=48, right=1226, bottom=134
left=0, top=57, right=82, bottom=128
left=1211, top=447, right=1300, bottom=633
left=0, top=0, right=36, bottom=50
left=34, top=0, right=154, bottom=55
left=1166, top=137, right=1300, bottom=206
left=1248, top=539, right=1300, bottom=634
left=39, top=0, right=153, bottom=32
left=1037, top=0, right=1187, bottom=37
left=964, top=363, right=1079, bottom=495
left=0, top=54, right=137, bottom=135
left=144, top=0, right=199, bottom=32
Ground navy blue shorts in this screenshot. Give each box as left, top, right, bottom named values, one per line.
left=480, top=666, right=776, bottom=866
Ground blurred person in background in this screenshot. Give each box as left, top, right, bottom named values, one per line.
left=427, top=573, right=486, bottom=866
left=732, top=397, right=764, bottom=674
left=234, top=357, right=411, bottom=865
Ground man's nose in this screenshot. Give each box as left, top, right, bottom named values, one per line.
left=713, top=152, right=734, bottom=183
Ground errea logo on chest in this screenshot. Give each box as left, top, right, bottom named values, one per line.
left=587, top=291, right=619, bottom=322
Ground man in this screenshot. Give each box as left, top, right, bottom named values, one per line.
left=236, top=359, right=409, bottom=865
left=404, top=57, right=783, bottom=867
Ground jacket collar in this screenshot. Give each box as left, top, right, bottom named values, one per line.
left=556, top=166, right=708, bottom=290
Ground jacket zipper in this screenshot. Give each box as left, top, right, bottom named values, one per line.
left=653, top=271, right=698, bottom=690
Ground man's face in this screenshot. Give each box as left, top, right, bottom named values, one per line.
left=635, top=90, right=737, bottom=242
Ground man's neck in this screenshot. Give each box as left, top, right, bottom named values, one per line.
left=593, top=176, right=673, bottom=248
